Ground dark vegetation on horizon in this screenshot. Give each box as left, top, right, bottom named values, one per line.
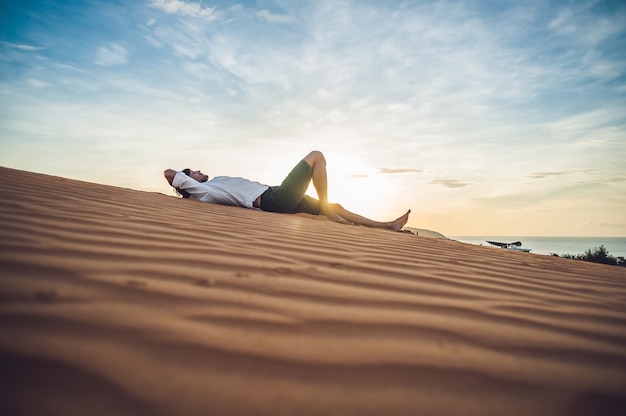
left=552, top=245, right=625, bottom=267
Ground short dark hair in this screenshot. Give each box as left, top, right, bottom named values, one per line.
left=176, top=168, right=192, bottom=198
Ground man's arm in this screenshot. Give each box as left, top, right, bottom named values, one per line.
left=164, top=169, right=177, bottom=186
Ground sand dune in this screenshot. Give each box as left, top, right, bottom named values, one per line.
left=1, top=166, right=625, bottom=416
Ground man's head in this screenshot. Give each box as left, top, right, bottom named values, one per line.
left=176, top=168, right=208, bottom=198
left=183, top=168, right=208, bottom=183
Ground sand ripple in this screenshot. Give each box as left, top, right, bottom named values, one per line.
left=1, top=167, right=626, bottom=415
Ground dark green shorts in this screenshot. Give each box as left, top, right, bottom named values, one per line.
left=260, top=160, right=321, bottom=215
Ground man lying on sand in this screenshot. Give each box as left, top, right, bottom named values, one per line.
left=164, top=150, right=410, bottom=231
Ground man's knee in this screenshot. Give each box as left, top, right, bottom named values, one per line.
left=303, top=150, right=325, bottom=167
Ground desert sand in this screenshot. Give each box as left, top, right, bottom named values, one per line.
left=1, top=166, right=625, bottom=416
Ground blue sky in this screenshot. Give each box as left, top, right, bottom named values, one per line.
left=1, top=0, right=625, bottom=236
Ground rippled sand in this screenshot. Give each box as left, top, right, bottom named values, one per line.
left=1, top=167, right=625, bottom=416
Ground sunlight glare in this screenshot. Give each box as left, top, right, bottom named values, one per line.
left=306, top=154, right=391, bottom=220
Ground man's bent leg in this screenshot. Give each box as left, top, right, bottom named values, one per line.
left=292, top=195, right=321, bottom=215
left=260, top=159, right=314, bottom=213
left=302, top=151, right=347, bottom=223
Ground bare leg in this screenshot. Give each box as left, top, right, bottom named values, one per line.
left=332, top=204, right=411, bottom=231
left=302, top=151, right=349, bottom=223
left=302, top=151, right=410, bottom=230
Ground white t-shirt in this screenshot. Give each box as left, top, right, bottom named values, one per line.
left=172, top=171, right=269, bottom=209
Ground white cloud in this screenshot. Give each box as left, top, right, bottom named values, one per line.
left=95, top=43, right=128, bottom=66
left=26, top=78, right=50, bottom=88
left=549, top=3, right=625, bottom=46
left=378, top=168, right=422, bottom=174
left=430, top=179, right=471, bottom=189
left=147, top=0, right=217, bottom=20
left=256, top=9, right=292, bottom=24
left=0, top=41, right=44, bottom=51
left=527, top=170, right=598, bottom=179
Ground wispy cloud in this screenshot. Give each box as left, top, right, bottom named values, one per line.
left=527, top=171, right=571, bottom=179
left=378, top=168, right=422, bottom=174
left=0, top=41, right=44, bottom=51
left=549, top=2, right=625, bottom=46
left=430, top=179, right=471, bottom=189
left=26, top=78, right=50, bottom=88
left=95, top=43, right=128, bottom=66
left=528, top=169, right=598, bottom=179
left=147, top=0, right=217, bottom=20
left=605, top=175, right=626, bottom=184
left=256, top=10, right=293, bottom=24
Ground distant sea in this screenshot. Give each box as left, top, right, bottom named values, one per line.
left=451, top=236, right=626, bottom=258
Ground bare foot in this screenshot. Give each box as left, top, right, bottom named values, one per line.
left=389, top=209, right=411, bottom=232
